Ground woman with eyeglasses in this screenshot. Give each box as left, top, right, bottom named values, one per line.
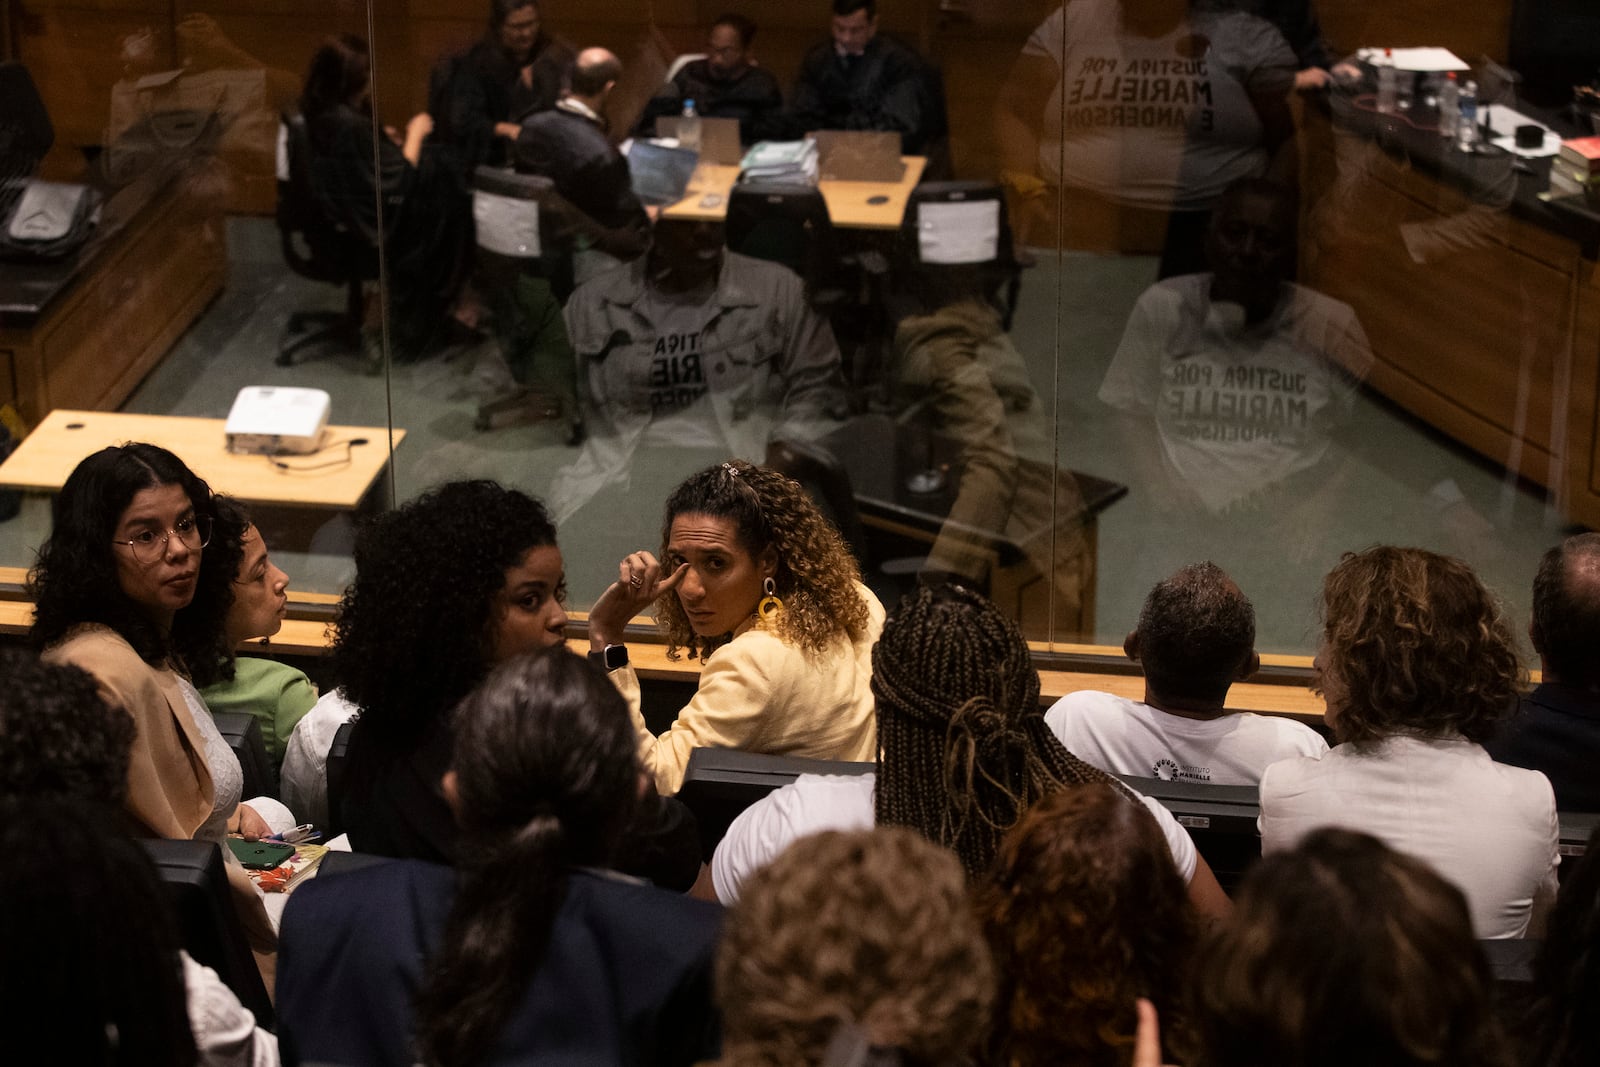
left=28, top=443, right=281, bottom=948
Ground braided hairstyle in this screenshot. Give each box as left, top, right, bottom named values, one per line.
left=656, top=460, right=868, bottom=661
left=413, top=647, right=640, bottom=1067
left=873, top=582, right=1129, bottom=877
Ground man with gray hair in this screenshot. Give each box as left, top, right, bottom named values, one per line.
left=1045, top=561, right=1326, bottom=785
left=1488, top=533, right=1600, bottom=811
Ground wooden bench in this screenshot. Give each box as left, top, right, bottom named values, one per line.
left=0, top=565, right=1329, bottom=723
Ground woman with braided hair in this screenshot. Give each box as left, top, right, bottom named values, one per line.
left=277, top=647, right=723, bottom=1066
left=586, top=459, right=884, bottom=795
left=711, top=581, right=1231, bottom=916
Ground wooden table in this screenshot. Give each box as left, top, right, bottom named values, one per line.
left=0, top=410, right=404, bottom=510
left=662, top=157, right=928, bottom=230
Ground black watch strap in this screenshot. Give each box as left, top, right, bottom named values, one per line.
left=588, top=644, right=628, bottom=671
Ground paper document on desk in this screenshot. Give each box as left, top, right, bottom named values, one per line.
left=1357, top=47, right=1469, bottom=72
left=1481, top=104, right=1562, bottom=158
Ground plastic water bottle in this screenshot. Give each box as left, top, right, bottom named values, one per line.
left=1438, top=72, right=1459, bottom=140
left=679, top=98, right=702, bottom=155
left=1457, top=79, right=1479, bottom=151
left=1376, top=48, right=1397, bottom=114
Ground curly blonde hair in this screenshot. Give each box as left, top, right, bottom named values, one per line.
left=1317, top=546, right=1523, bottom=746
left=655, top=460, right=870, bottom=660
left=715, top=827, right=995, bottom=1067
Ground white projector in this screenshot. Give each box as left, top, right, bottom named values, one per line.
left=224, top=386, right=331, bottom=455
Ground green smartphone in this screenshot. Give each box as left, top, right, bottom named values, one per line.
left=228, top=838, right=296, bottom=871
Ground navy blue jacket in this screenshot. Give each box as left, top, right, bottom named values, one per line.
left=278, top=861, right=722, bottom=1066
left=1488, top=683, right=1600, bottom=813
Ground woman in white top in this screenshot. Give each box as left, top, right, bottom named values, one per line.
left=1259, top=545, right=1559, bottom=938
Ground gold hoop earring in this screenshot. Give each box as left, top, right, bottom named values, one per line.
left=758, top=576, right=783, bottom=621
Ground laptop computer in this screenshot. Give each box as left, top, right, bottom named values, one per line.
left=625, top=139, right=698, bottom=206
left=813, top=129, right=905, bottom=182
left=658, top=115, right=742, bottom=165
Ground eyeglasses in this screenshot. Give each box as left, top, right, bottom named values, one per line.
left=112, top=515, right=212, bottom=564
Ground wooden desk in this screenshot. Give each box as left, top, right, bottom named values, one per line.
left=661, top=157, right=928, bottom=231
left=0, top=410, right=404, bottom=511
left=0, top=168, right=226, bottom=425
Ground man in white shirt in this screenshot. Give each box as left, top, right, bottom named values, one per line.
left=1046, top=561, right=1326, bottom=785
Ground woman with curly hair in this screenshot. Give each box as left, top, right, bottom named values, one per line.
left=1190, top=828, right=1509, bottom=1067
left=316, top=480, right=571, bottom=857
left=710, top=582, right=1230, bottom=920
left=29, top=443, right=282, bottom=947
left=977, top=782, right=1197, bottom=1067
left=1259, top=545, right=1557, bottom=939
left=586, top=460, right=883, bottom=795
left=715, top=827, right=994, bottom=1067
left=278, top=648, right=721, bottom=1066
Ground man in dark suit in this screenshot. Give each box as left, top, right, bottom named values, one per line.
left=638, top=13, right=787, bottom=145
left=790, top=0, right=940, bottom=155
left=1489, top=533, right=1600, bottom=811
left=514, top=47, right=650, bottom=278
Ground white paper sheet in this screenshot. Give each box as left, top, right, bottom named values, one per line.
left=1357, top=46, right=1471, bottom=72
left=917, top=200, right=1000, bottom=264
left=1482, top=104, right=1562, bottom=158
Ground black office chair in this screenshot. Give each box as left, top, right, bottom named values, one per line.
left=677, top=748, right=873, bottom=861
left=324, top=719, right=356, bottom=839
left=0, top=61, right=55, bottom=226
left=275, top=109, right=378, bottom=366
left=212, top=711, right=276, bottom=802
left=725, top=180, right=840, bottom=298
left=140, top=838, right=274, bottom=1027
left=1115, top=774, right=1264, bottom=893
left=897, top=180, right=1026, bottom=330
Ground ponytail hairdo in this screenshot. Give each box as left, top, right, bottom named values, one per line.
left=872, top=582, right=1131, bottom=877
left=413, top=648, right=642, bottom=1066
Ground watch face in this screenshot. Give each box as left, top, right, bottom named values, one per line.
left=591, top=645, right=627, bottom=670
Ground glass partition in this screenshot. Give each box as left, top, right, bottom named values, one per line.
left=3, top=0, right=1593, bottom=656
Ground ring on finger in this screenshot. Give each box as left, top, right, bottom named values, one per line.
left=628, top=574, right=643, bottom=588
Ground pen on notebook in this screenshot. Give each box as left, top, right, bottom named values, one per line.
left=267, top=824, right=320, bottom=844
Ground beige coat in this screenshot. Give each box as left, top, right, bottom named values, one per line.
left=44, top=624, right=275, bottom=950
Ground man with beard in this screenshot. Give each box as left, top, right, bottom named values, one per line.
left=638, top=14, right=786, bottom=145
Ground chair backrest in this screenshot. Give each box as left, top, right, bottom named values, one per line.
left=898, top=180, right=1023, bottom=329
left=212, top=711, right=277, bottom=802
left=1114, top=773, right=1263, bottom=893
left=473, top=165, right=552, bottom=258
left=0, top=62, right=54, bottom=223
left=725, top=180, right=835, bottom=286
left=276, top=109, right=375, bottom=284
left=324, top=719, right=356, bottom=838
left=140, top=838, right=274, bottom=1027
left=678, top=747, right=874, bottom=860
left=316, top=849, right=395, bottom=880
left=664, top=52, right=707, bottom=85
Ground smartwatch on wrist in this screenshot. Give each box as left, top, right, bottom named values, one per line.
left=588, top=644, right=628, bottom=671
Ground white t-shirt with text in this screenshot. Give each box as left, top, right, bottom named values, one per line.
left=1045, top=689, right=1328, bottom=786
